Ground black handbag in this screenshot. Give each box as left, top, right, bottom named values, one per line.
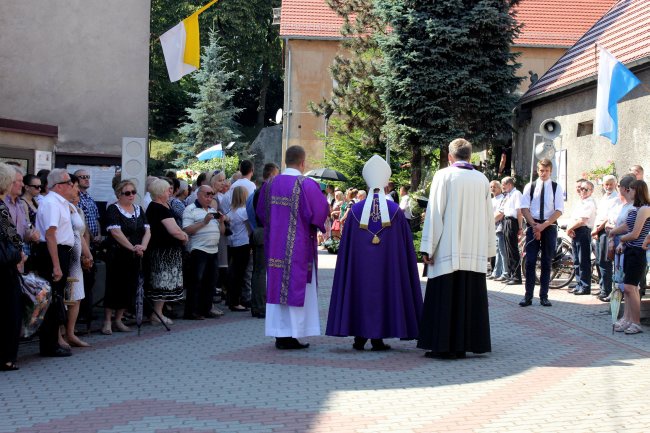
left=0, top=233, right=21, bottom=268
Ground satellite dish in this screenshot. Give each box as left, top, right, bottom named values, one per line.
left=275, top=108, right=283, bottom=124
left=535, top=141, right=556, bottom=160
left=225, top=141, right=235, bottom=150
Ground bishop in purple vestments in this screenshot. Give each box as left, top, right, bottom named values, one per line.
left=256, top=146, right=329, bottom=350
left=326, top=156, right=423, bottom=351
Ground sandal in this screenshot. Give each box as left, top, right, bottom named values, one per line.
left=1, top=362, right=19, bottom=371
left=101, top=322, right=113, bottom=335
left=614, top=320, right=630, bottom=332
left=114, top=321, right=132, bottom=332
left=624, top=323, right=643, bottom=334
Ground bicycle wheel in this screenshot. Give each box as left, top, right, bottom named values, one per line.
left=548, top=239, right=575, bottom=289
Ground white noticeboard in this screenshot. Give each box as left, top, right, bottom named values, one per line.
left=66, top=164, right=118, bottom=203
left=35, top=150, right=53, bottom=173
left=554, top=149, right=567, bottom=201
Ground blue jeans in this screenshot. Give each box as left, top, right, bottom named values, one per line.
left=492, top=231, right=506, bottom=278
left=524, top=224, right=557, bottom=300
left=572, top=226, right=592, bottom=290
left=596, top=230, right=612, bottom=296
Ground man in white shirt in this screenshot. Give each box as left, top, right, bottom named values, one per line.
left=35, top=169, right=76, bottom=357
left=519, top=159, right=565, bottom=306
left=496, top=177, right=523, bottom=284
left=591, top=175, right=618, bottom=300
left=182, top=185, right=225, bottom=320
left=567, top=180, right=597, bottom=295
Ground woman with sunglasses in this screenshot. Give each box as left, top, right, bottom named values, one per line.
left=102, top=180, right=151, bottom=335
left=610, top=179, right=650, bottom=334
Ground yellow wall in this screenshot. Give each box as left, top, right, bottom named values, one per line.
left=284, top=39, right=343, bottom=170
left=514, top=46, right=567, bottom=94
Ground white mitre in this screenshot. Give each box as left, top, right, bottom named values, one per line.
left=360, top=155, right=391, bottom=228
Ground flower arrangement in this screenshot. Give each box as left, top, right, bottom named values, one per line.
left=322, top=238, right=340, bottom=254
left=582, top=160, right=615, bottom=183
left=176, top=169, right=199, bottom=182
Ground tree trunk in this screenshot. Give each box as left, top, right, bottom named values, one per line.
left=410, top=143, right=422, bottom=190
left=256, top=60, right=270, bottom=129
left=439, top=146, right=449, bottom=169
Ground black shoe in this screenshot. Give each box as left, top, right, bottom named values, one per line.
left=574, top=288, right=591, bottom=295
left=370, top=339, right=391, bottom=351
left=0, top=362, right=19, bottom=371
left=519, top=298, right=532, bottom=307
left=251, top=311, right=266, bottom=319
left=203, top=311, right=220, bottom=319
left=424, top=351, right=463, bottom=360
left=540, top=298, right=552, bottom=307
left=568, top=282, right=578, bottom=292
left=183, top=313, right=205, bottom=320
left=352, top=337, right=367, bottom=351
left=275, top=337, right=309, bottom=350
left=506, top=279, right=523, bottom=285
left=598, top=295, right=611, bottom=302
left=41, top=347, right=72, bottom=358
left=229, top=305, right=249, bottom=312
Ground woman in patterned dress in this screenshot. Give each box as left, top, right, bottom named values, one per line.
left=145, top=179, right=188, bottom=325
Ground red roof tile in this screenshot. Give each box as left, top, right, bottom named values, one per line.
left=521, top=0, right=650, bottom=101
left=513, top=0, right=617, bottom=47
left=279, top=0, right=616, bottom=44
left=280, top=0, right=346, bottom=39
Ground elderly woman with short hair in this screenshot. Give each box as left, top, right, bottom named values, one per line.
left=102, top=180, right=150, bottom=335
left=0, top=162, right=25, bottom=371
left=146, top=178, right=188, bottom=324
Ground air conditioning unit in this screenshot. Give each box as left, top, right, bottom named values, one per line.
left=272, top=8, right=281, bottom=25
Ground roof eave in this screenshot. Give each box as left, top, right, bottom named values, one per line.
left=280, top=34, right=347, bottom=41
left=519, top=57, right=650, bottom=107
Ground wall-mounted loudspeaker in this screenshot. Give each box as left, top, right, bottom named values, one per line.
left=122, top=137, right=147, bottom=204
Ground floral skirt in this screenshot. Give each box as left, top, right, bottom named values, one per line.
left=147, top=247, right=184, bottom=302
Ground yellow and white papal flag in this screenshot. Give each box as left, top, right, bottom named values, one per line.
left=159, top=0, right=219, bottom=82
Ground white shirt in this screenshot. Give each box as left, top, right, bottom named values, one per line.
left=399, top=195, right=413, bottom=219
left=595, top=190, right=619, bottom=226
left=520, top=179, right=565, bottom=221
left=500, top=188, right=522, bottom=218
left=219, top=177, right=256, bottom=215
left=228, top=206, right=250, bottom=247
left=142, top=192, right=152, bottom=211
left=571, top=197, right=597, bottom=229
left=182, top=203, right=221, bottom=254
left=35, top=191, right=75, bottom=247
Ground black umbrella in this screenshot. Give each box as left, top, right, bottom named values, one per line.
left=305, top=168, right=348, bottom=182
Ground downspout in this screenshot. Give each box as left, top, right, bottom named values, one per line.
left=284, top=38, right=292, bottom=170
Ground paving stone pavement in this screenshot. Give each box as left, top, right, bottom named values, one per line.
left=1, top=251, right=650, bottom=433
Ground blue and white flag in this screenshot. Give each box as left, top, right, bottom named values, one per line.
left=196, top=143, right=224, bottom=160
left=595, top=47, right=641, bottom=145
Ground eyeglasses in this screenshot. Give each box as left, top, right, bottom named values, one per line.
left=578, top=187, right=592, bottom=192
left=78, top=175, right=90, bottom=180
left=55, top=180, right=73, bottom=186
left=28, top=184, right=41, bottom=189
left=121, top=190, right=137, bottom=196
left=204, top=192, right=215, bottom=196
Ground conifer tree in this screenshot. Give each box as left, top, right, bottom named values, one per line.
left=174, top=29, right=242, bottom=167
left=375, top=0, right=522, bottom=175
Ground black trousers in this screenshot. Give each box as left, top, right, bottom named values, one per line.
left=228, top=244, right=250, bottom=307
left=0, top=267, right=22, bottom=365
left=250, top=227, right=266, bottom=314
left=35, top=243, right=71, bottom=354
left=524, top=224, right=557, bottom=300
left=185, top=249, right=219, bottom=317
left=503, top=217, right=521, bottom=281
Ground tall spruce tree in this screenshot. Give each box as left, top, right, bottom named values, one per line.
left=374, top=0, right=521, bottom=181
left=174, top=30, right=242, bottom=167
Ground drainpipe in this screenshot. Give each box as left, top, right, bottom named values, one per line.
left=284, top=38, right=292, bottom=170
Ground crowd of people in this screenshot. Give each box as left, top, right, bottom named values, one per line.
left=1, top=141, right=648, bottom=372
left=489, top=161, right=650, bottom=334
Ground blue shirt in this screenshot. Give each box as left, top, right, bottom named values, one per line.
left=78, top=190, right=100, bottom=237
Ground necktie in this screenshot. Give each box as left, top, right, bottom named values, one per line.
left=539, top=181, right=545, bottom=221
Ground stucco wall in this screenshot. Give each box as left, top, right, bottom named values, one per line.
left=0, top=0, right=150, bottom=158
left=283, top=39, right=342, bottom=170
left=514, top=68, right=650, bottom=210
left=515, top=46, right=566, bottom=94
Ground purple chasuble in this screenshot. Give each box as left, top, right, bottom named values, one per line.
left=326, top=196, right=423, bottom=339
left=256, top=173, right=329, bottom=307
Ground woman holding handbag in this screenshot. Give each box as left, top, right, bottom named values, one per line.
left=0, top=162, right=26, bottom=371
